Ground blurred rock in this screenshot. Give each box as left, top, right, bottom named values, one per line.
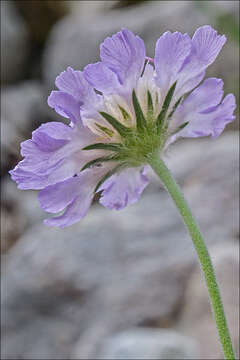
left=196, top=0, right=239, bottom=20
left=43, top=1, right=208, bottom=94
left=1, top=1, right=29, bottom=83
left=95, top=328, right=199, bottom=359
left=148, top=133, right=239, bottom=244
left=1, top=132, right=238, bottom=359
left=175, top=242, right=239, bottom=359
left=1, top=80, right=46, bottom=171
left=1, top=206, right=25, bottom=255
left=1, top=178, right=45, bottom=254
left=113, top=0, right=145, bottom=9
left=168, top=133, right=238, bottom=243
left=14, top=0, right=68, bottom=45
left=66, top=0, right=118, bottom=17
left=1, top=198, right=192, bottom=359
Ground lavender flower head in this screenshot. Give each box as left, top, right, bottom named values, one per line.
left=10, top=26, right=236, bottom=227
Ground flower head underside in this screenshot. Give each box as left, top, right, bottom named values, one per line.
left=10, top=26, right=236, bottom=227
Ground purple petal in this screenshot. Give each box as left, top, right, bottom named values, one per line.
left=40, top=170, right=95, bottom=227
left=211, top=94, right=236, bottom=137
left=100, top=28, right=146, bottom=92
left=154, top=31, right=192, bottom=95
left=192, top=25, right=226, bottom=67
left=84, top=62, right=120, bottom=95
left=176, top=26, right=226, bottom=97
left=49, top=67, right=102, bottom=124
left=154, top=26, right=226, bottom=100
left=44, top=195, right=92, bottom=228
left=9, top=165, right=47, bottom=190
left=31, top=133, right=67, bottom=152
left=55, top=67, right=89, bottom=100
left=19, top=140, right=64, bottom=175
left=42, top=166, right=114, bottom=228
left=99, top=167, right=149, bottom=210
left=48, top=91, right=81, bottom=123
left=32, top=122, right=73, bottom=141
left=174, top=71, right=205, bottom=100
left=10, top=121, right=99, bottom=190
left=39, top=173, right=90, bottom=213
left=169, top=78, right=236, bottom=140
left=180, top=77, right=224, bottom=114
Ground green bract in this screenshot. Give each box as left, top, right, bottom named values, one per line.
left=82, top=83, right=182, bottom=173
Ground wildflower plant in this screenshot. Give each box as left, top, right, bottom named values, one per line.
left=10, top=26, right=236, bottom=358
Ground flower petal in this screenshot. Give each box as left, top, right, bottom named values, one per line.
left=192, top=25, right=226, bottom=67
left=44, top=195, right=92, bottom=228
left=38, top=172, right=90, bottom=213
left=100, top=28, right=146, bottom=92
left=154, top=31, right=192, bottom=96
left=42, top=166, right=114, bottom=228
left=55, top=67, right=89, bottom=100
left=136, top=63, right=162, bottom=117
left=99, top=167, right=149, bottom=210
left=179, top=77, right=224, bottom=115
left=155, top=26, right=226, bottom=100
left=9, top=121, right=99, bottom=189
left=48, top=91, right=81, bottom=122
left=49, top=67, right=102, bottom=124
left=175, top=26, right=226, bottom=98
left=32, top=122, right=73, bottom=141
left=211, top=94, right=236, bottom=138
left=169, top=78, right=236, bottom=140
left=9, top=165, right=47, bottom=190
left=84, top=62, right=120, bottom=95
left=175, top=71, right=205, bottom=100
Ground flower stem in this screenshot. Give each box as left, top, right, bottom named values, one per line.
left=149, top=154, right=235, bottom=360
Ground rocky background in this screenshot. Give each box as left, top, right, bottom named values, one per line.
left=1, top=1, right=239, bottom=359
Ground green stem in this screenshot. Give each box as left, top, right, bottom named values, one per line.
left=149, top=154, right=235, bottom=360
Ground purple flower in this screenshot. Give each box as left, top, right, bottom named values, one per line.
left=10, top=26, right=236, bottom=228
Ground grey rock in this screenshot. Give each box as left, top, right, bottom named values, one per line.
left=1, top=132, right=238, bottom=359
left=1, top=206, right=25, bottom=254
left=148, top=133, right=239, bottom=243
left=1, top=80, right=45, bottom=169
left=1, top=1, right=29, bottom=83
left=66, top=0, right=118, bottom=16
left=3, top=179, right=45, bottom=228
left=1, top=198, right=191, bottom=359
left=197, top=0, right=239, bottom=19
left=1, top=178, right=45, bottom=253
left=175, top=242, right=239, bottom=359
left=95, top=328, right=199, bottom=359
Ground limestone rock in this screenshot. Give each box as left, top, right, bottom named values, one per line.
left=175, top=242, right=239, bottom=359
left=95, top=328, right=200, bottom=359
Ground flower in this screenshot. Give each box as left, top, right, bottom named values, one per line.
left=10, top=26, right=236, bottom=227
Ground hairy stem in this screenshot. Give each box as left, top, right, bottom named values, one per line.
left=149, top=154, right=235, bottom=360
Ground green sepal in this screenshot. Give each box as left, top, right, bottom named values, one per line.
left=132, top=90, right=147, bottom=131
left=167, top=96, right=183, bottom=119
left=156, top=81, right=177, bottom=131
left=147, top=90, right=153, bottom=116
left=99, top=111, right=131, bottom=137
left=118, top=106, right=130, bottom=121
left=94, top=163, right=125, bottom=193
left=81, top=155, right=119, bottom=171
left=170, top=121, right=189, bottom=136
left=95, top=123, right=114, bottom=137
left=82, top=142, right=123, bottom=152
